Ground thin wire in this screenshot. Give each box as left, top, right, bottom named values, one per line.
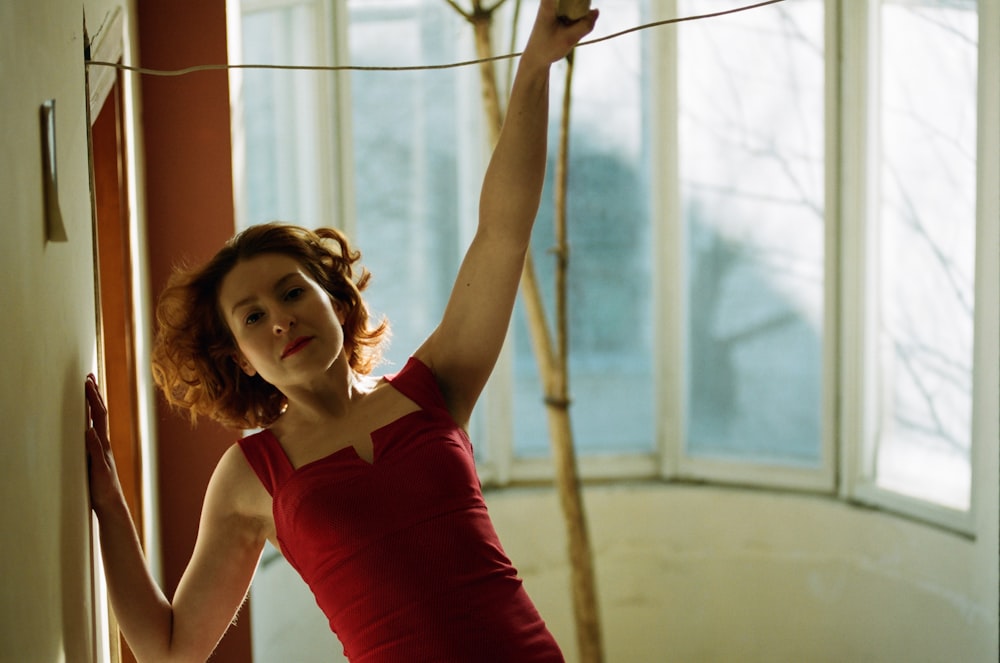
left=85, top=0, right=785, bottom=77
left=579, top=0, right=784, bottom=46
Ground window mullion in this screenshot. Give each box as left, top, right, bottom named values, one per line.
left=324, top=0, right=357, bottom=238
left=970, top=0, right=999, bottom=535
left=838, top=0, right=878, bottom=503
left=846, top=0, right=981, bottom=532
left=650, top=0, right=683, bottom=480
left=822, top=0, right=843, bottom=495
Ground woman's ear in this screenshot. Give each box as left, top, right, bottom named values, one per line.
left=233, top=351, right=257, bottom=377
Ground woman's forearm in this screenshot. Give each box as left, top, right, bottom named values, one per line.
left=94, top=494, right=176, bottom=662
left=478, top=57, right=552, bottom=245
left=478, top=2, right=597, bottom=244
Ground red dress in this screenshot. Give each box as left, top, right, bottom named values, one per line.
left=238, top=357, right=564, bottom=662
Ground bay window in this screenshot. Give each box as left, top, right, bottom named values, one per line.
left=230, top=0, right=995, bottom=532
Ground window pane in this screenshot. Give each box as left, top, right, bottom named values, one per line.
left=346, top=0, right=479, bottom=371
left=240, top=3, right=325, bottom=228
left=513, top=0, right=655, bottom=457
left=874, top=0, right=977, bottom=510
left=679, top=0, right=825, bottom=465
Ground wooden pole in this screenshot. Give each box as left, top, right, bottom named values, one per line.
left=547, top=50, right=603, bottom=663
left=455, top=3, right=604, bottom=661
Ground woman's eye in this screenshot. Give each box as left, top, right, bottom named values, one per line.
left=245, top=312, right=263, bottom=325
left=285, top=287, right=305, bottom=301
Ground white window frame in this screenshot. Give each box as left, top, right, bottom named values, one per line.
left=228, top=0, right=356, bottom=235
left=839, top=0, right=997, bottom=535
left=648, top=0, right=838, bottom=495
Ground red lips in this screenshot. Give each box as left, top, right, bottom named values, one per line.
left=281, top=336, right=313, bottom=359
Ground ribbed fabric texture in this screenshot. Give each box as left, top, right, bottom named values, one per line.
left=238, top=357, right=563, bottom=663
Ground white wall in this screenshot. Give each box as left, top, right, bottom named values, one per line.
left=0, top=0, right=141, bottom=660
left=252, top=477, right=998, bottom=663
left=490, top=483, right=998, bottom=663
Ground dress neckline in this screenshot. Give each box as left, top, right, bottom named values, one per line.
left=259, top=408, right=425, bottom=473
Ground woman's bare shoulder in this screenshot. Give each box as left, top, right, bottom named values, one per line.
left=206, top=442, right=274, bottom=532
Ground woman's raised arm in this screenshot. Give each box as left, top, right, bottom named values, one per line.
left=416, top=0, right=598, bottom=423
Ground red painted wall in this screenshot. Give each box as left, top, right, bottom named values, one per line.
left=137, top=1, right=253, bottom=660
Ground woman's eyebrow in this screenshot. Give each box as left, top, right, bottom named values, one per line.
left=229, top=272, right=302, bottom=315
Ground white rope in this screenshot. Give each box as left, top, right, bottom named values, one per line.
left=85, top=0, right=786, bottom=77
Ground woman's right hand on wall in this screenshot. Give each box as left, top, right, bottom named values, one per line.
left=85, top=374, right=124, bottom=514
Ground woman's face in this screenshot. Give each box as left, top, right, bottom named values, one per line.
left=218, top=253, right=346, bottom=389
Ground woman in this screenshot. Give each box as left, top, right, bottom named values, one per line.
left=85, top=2, right=599, bottom=661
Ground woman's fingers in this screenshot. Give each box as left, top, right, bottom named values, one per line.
left=526, top=0, right=599, bottom=66
left=85, top=374, right=110, bottom=446
left=556, top=0, right=593, bottom=23
left=84, top=425, right=105, bottom=461
left=85, top=377, right=122, bottom=509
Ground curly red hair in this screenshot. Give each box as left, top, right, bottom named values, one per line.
left=151, top=223, right=389, bottom=429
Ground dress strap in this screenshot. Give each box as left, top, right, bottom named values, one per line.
left=237, top=430, right=295, bottom=496
left=385, top=356, right=449, bottom=413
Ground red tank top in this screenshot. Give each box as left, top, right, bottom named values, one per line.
left=238, top=357, right=564, bottom=662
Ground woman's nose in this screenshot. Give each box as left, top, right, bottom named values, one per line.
left=273, top=313, right=295, bottom=334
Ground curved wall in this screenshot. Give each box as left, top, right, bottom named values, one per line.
left=487, top=483, right=998, bottom=663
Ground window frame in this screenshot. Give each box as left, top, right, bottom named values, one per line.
left=485, top=0, right=664, bottom=486
left=228, top=0, right=356, bottom=237
left=645, top=0, right=839, bottom=494
left=838, top=0, right=996, bottom=535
